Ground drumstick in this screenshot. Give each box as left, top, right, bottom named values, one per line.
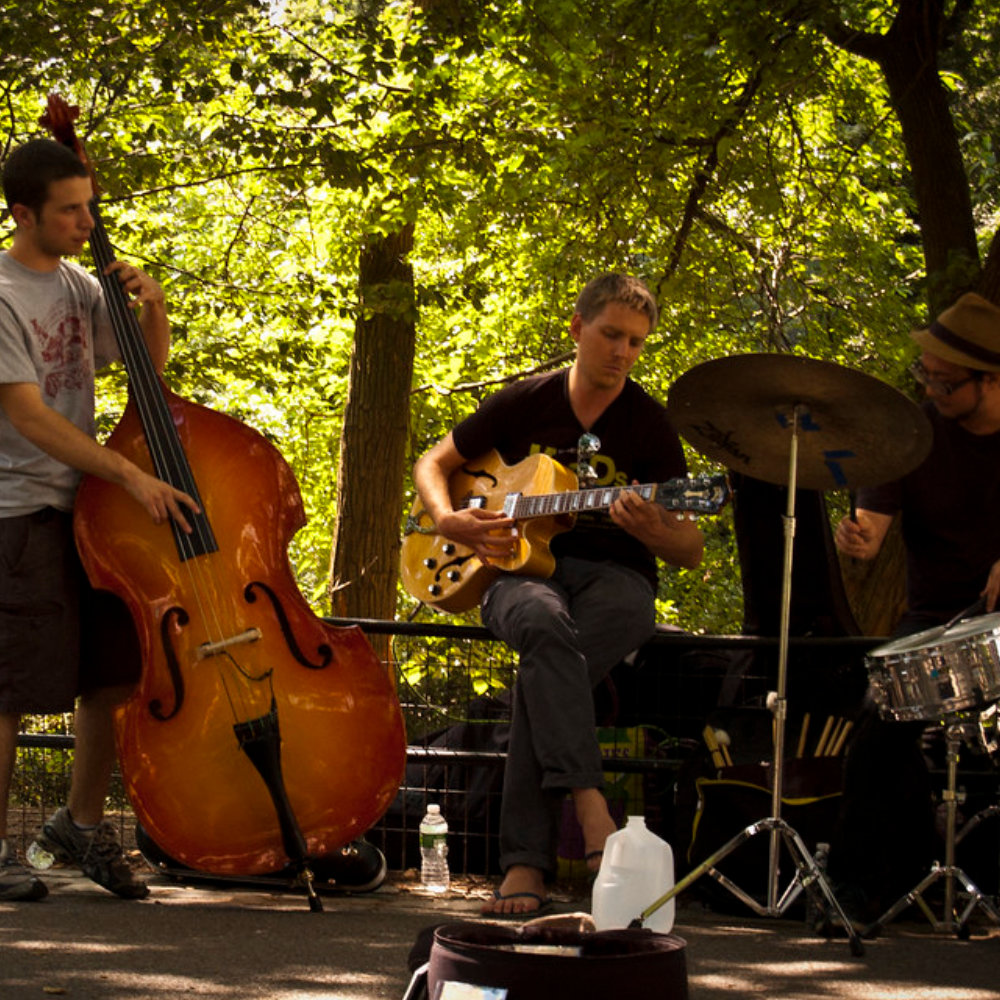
left=943, top=595, right=987, bottom=630
left=814, top=715, right=835, bottom=756
left=796, top=713, right=810, bottom=758
left=702, top=725, right=725, bottom=769
left=831, top=720, right=854, bottom=756
left=825, top=718, right=845, bottom=756
left=715, top=729, right=734, bottom=768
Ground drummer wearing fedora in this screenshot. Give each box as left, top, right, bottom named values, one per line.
left=836, top=291, right=1000, bottom=625
left=832, top=291, right=1000, bottom=920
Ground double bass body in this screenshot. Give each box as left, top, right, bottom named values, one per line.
left=74, top=389, right=407, bottom=875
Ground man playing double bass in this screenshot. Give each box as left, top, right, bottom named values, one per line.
left=0, top=138, right=199, bottom=902
left=413, top=273, right=704, bottom=916
left=832, top=292, right=1000, bottom=920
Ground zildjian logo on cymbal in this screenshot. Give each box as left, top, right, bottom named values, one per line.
left=690, top=420, right=751, bottom=466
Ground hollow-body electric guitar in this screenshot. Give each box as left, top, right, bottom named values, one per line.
left=400, top=449, right=730, bottom=613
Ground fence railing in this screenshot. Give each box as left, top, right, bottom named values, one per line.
left=12, top=619, right=884, bottom=881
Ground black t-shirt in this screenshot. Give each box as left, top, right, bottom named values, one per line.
left=451, top=369, right=688, bottom=588
left=858, top=402, right=1000, bottom=621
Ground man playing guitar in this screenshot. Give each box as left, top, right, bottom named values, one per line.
left=413, top=273, right=703, bottom=916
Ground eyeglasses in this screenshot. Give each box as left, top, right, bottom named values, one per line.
left=908, top=360, right=981, bottom=396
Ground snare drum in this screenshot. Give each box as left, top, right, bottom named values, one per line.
left=866, top=613, right=1000, bottom=722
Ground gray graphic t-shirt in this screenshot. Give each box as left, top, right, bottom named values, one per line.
left=0, top=251, right=118, bottom=514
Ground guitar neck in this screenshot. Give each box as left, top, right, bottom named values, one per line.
left=503, top=483, right=656, bottom=520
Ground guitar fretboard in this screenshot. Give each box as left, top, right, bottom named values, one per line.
left=506, top=484, right=656, bottom=520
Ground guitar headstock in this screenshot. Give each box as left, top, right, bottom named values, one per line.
left=656, top=474, right=731, bottom=516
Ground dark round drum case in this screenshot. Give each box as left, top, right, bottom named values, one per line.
left=426, top=921, right=688, bottom=999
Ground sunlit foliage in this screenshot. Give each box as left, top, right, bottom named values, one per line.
left=2, top=0, right=997, bottom=635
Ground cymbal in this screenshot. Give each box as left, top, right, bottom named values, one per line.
left=666, top=354, right=932, bottom=490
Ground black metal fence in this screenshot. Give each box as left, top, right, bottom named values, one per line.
left=17, top=619, right=973, bottom=884
left=352, top=620, right=881, bottom=879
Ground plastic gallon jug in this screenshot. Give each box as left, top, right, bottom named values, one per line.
left=591, top=815, right=675, bottom=933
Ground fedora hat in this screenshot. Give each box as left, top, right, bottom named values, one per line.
left=910, top=292, right=1000, bottom=371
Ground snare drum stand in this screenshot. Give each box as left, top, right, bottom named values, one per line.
left=636, top=406, right=864, bottom=955
left=864, top=722, right=1000, bottom=938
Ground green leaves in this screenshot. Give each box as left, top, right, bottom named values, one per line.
left=3, top=0, right=995, bottom=632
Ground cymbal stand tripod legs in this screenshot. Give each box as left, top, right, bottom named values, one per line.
left=638, top=406, right=864, bottom=956
left=864, top=724, right=1000, bottom=938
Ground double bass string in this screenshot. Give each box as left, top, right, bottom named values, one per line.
left=86, top=210, right=205, bottom=532
left=88, top=203, right=266, bottom=724
left=49, top=100, right=266, bottom=726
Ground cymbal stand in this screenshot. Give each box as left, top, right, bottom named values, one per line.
left=636, top=405, right=864, bottom=955
left=863, top=722, right=1000, bottom=938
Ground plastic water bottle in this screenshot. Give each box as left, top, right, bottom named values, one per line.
left=419, top=803, right=449, bottom=893
left=592, top=815, right=675, bottom=933
left=25, top=839, right=56, bottom=870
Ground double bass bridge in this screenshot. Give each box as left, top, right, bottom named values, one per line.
left=197, top=627, right=262, bottom=661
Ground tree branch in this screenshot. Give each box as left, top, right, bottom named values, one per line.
left=410, top=350, right=576, bottom=397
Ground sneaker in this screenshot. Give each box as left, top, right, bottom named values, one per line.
left=34, top=808, right=149, bottom=899
left=0, top=839, right=48, bottom=901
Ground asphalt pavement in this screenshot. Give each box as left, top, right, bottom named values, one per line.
left=2, top=866, right=999, bottom=999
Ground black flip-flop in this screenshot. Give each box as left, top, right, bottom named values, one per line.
left=481, top=889, right=554, bottom=920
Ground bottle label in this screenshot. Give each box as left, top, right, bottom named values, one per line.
left=420, top=832, right=447, bottom=849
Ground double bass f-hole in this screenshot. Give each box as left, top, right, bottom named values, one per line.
left=43, top=94, right=406, bottom=910
left=243, top=580, right=334, bottom=669
left=151, top=579, right=336, bottom=721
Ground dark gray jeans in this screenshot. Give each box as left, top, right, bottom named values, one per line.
left=480, top=556, right=656, bottom=876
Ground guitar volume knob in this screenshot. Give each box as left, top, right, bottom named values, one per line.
left=428, top=585, right=442, bottom=597
left=446, top=571, right=461, bottom=582
left=442, top=543, right=456, bottom=555
left=423, top=557, right=438, bottom=569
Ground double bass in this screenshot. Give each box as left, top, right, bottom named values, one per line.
left=43, top=96, right=406, bottom=907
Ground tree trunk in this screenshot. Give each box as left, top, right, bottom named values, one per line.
left=823, top=0, right=980, bottom=314
left=876, top=0, right=979, bottom=312
left=979, top=229, right=1000, bottom=304
left=328, top=223, right=416, bottom=643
